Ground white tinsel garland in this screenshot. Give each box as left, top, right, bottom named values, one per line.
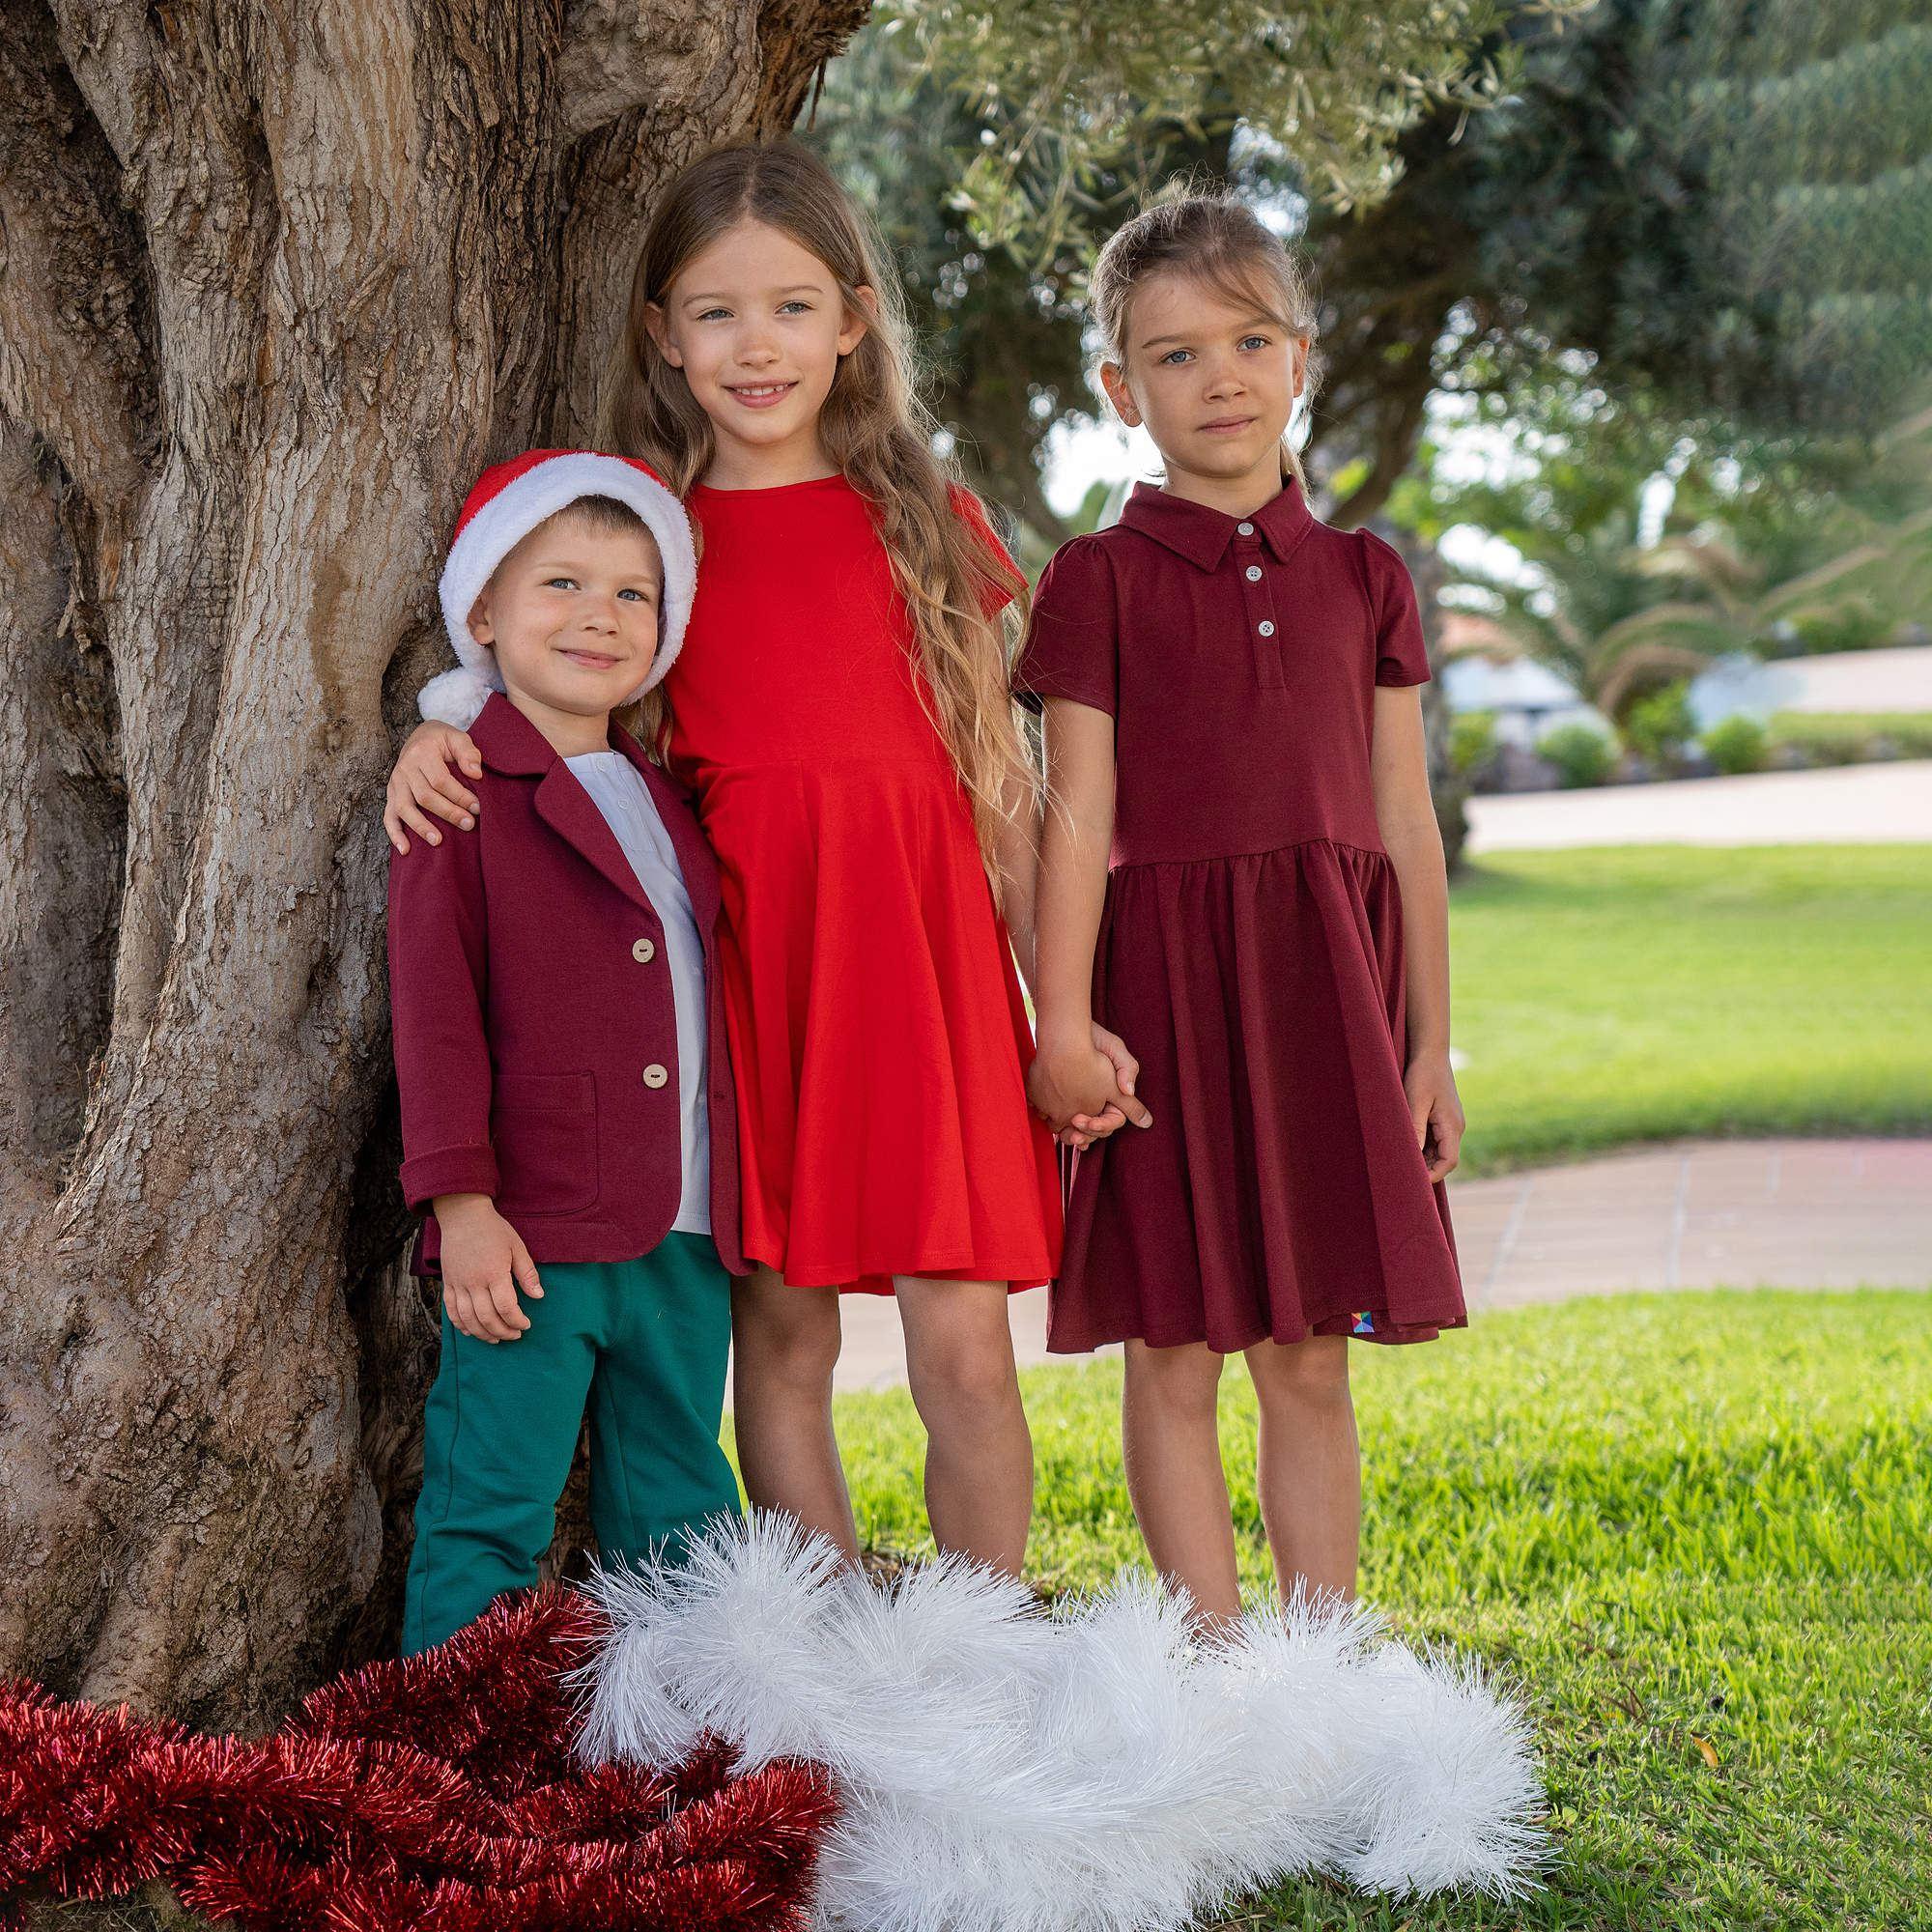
left=572, top=1515, right=1548, bottom=1931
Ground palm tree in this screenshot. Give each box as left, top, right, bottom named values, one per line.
left=1410, top=391, right=1932, bottom=722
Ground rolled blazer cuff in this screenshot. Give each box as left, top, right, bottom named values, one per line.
left=399, top=1144, right=499, bottom=1212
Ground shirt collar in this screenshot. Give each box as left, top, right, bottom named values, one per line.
left=1117, top=476, right=1315, bottom=570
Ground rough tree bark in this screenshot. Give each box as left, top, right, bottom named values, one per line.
left=0, top=0, right=867, bottom=1731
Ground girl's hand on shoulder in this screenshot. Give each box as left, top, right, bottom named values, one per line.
left=385, top=722, right=484, bottom=854
left=1405, top=1048, right=1464, bottom=1182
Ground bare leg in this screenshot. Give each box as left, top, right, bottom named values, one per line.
left=893, top=1277, right=1033, bottom=1574
left=1244, top=1334, right=1360, bottom=1602
left=1121, top=1339, right=1242, bottom=1622
left=729, top=1265, right=859, bottom=1559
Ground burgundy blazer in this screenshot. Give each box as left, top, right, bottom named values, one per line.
left=387, top=694, right=746, bottom=1274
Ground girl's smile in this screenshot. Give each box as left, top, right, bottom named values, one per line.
left=724, top=380, right=800, bottom=408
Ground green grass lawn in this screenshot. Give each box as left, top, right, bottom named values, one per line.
left=836, top=1291, right=1932, bottom=1932
left=1448, top=845, right=1932, bottom=1175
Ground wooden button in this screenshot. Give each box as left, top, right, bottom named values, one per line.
left=632, top=937, right=657, bottom=963
left=642, top=1064, right=669, bottom=1089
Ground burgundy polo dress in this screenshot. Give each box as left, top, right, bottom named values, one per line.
left=1016, top=478, right=1465, bottom=1354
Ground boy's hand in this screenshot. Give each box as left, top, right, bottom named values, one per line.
left=433, top=1193, right=544, bottom=1342
left=385, top=722, right=484, bottom=854
left=1405, top=1048, right=1465, bottom=1182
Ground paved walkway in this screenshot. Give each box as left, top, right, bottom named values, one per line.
left=1464, top=758, right=1932, bottom=852
left=796, top=1139, right=1931, bottom=1396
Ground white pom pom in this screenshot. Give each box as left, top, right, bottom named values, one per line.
left=1334, top=1641, right=1550, bottom=1900
left=418, top=664, right=496, bottom=728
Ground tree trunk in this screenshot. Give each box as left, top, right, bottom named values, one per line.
left=0, top=0, right=867, bottom=1730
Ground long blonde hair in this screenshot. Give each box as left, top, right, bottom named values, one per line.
left=1090, top=189, right=1322, bottom=494
left=600, top=140, right=1037, bottom=878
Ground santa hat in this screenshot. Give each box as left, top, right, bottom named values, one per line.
left=420, top=448, right=697, bottom=729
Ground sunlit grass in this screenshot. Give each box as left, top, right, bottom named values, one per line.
left=1448, top=845, right=1932, bottom=1174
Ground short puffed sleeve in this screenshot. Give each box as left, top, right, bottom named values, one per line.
left=949, top=482, right=1025, bottom=617
left=1012, top=534, right=1119, bottom=718
left=1358, top=528, right=1433, bottom=687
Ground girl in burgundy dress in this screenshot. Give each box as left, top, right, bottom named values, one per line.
left=1021, top=194, right=1467, bottom=1621
left=383, top=142, right=1136, bottom=1577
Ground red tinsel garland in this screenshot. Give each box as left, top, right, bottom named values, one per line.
left=0, top=1588, right=836, bottom=1932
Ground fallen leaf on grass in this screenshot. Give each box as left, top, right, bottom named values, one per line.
left=1692, top=1734, right=1720, bottom=1770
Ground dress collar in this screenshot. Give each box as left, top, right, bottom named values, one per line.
left=1117, top=476, right=1315, bottom=570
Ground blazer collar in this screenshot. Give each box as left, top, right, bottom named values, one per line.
left=469, top=692, right=557, bottom=777
left=1118, top=476, right=1314, bottom=570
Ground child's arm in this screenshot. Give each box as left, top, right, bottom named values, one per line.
left=384, top=721, right=485, bottom=855
left=997, top=756, right=1137, bottom=1149
left=1029, top=698, right=1153, bottom=1135
left=387, top=829, right=544, bottom=1340
left=994, top=758, right=1042, bottom=990
left=1370, top=686, right=1464, bottom=1181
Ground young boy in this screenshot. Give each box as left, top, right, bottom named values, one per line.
left=388, top=448, right=744, bottom=1655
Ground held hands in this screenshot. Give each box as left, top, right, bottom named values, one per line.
left=433, top=1193, right=544, bottom=1342
left=385, top=722, right=484, bottom=854
left=1405, top=1048, right=1465, bottom=1182
left=1031, top=1022, right=1153, bottom=1149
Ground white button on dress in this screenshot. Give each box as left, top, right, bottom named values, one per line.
left=1259, top=620, right=1276, bottom=638
left=1245, top=565, right=1263, bottom=582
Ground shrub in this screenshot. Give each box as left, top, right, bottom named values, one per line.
left=1701, top=714, right=1768, bottom=775
left=1449, top=708, right=1498, bottom=778
left=1768, top=712, right=1932, bottom=764
left=1537, top=721, right=1616, bottom=788
left=1780, top=603, right=1892, bottom=655
left=1623, top=681, right=1695, bottom=766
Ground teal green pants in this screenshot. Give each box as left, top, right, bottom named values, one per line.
left=403, top=1232, right=740, bottom=1656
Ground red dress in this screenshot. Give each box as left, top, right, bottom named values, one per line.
left=665, top=474, right=1061, bottom=1293
left=1015, top=480, right=1465, bottom=1353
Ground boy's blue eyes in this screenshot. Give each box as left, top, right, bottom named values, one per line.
left=544, top=579, right=651, bottom=600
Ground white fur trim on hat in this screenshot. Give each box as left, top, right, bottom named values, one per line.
left=419, top=665, right=497, bottom=730
left=425, top=451, right=697, bottom=727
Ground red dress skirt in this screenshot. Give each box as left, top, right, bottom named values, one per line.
left=1017, top=481, right=1465, bottom=1352
left=665, top=475, right=1060, bottom=1293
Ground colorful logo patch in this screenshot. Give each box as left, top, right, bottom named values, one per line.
left=1351, top=1311, right=1376, bottom=1336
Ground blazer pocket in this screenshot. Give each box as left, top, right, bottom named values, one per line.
left=492, top=1071, right=598, bottom=1215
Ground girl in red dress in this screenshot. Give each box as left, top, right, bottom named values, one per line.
left=1020, top=195, right=1467, bottom=1621
left=384, top=143, right=1134, bottom=1576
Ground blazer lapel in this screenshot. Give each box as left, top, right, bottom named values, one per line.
left=533, top=764, right=657, bottom=917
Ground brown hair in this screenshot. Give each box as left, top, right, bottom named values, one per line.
left=1091, top=189, right=1321, bottom=492
left=599, top=140, right=1036, bottom=877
